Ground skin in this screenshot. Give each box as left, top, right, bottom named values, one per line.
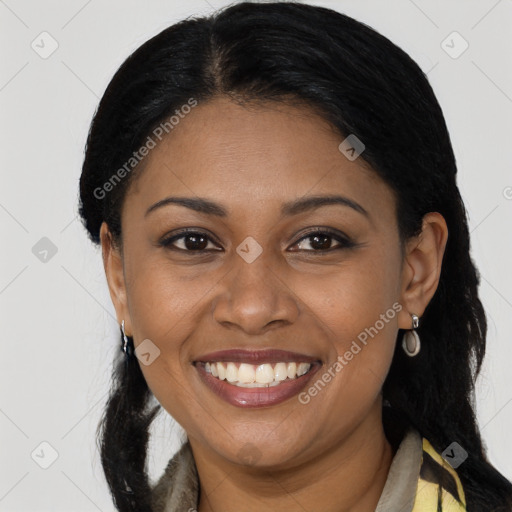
left=100, top=96, right=448, bottom=511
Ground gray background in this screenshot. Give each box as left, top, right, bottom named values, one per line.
left=1, top=0, right=511, bottom=510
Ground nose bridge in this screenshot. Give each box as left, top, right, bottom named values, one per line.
left=212, top=244, right=298, bottom=333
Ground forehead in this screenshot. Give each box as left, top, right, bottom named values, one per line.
left=124, top=96, right=394, bottom=223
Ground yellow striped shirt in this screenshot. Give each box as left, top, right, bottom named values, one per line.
left=412, top=438, right=466, bottom=511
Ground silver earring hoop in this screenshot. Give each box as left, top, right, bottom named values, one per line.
left=402, top=313, right=420, bottom=357
left=121, top=320, right=132, bottom=356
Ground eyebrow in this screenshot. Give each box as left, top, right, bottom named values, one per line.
left=145, top=194, right=369, bottom=219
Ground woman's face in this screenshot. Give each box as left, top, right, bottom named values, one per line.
left=102, top=96, right=421, bottom=468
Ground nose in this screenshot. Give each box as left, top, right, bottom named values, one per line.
left=212, top=251, right=299, bottom=335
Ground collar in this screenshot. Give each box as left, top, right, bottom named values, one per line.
left=150, top=428, right=466, bottom=511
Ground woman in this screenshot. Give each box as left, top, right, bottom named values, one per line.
left=78, top=2, right=512, bottom=511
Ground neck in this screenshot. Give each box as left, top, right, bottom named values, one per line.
left=190, top=404, right=394, bottom=512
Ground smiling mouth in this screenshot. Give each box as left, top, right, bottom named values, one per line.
left=192, top=348, right=323, bottom=407
left=196, top=360, right=314, bottom=388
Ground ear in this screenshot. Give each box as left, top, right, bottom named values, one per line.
left=397, top=212, right=448, bottom=329
left=100, top=222, right=133, bottom=336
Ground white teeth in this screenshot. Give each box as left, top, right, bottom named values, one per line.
left=238, top=363, right=256, bottom=383
left=287, top=362, right=297, bottom=379
left=297, top=362, right=310, bottom=377
left=217, top=362, right=226, bottom=381
left=235, top=380, right=282, bottom=388
left=226, top=362, right=238, bottom=383
left=255, top=364, right=275, bottom=384
left=203, top=361, right=313, bottom=387
left=273, top=362, right=288, bottom=381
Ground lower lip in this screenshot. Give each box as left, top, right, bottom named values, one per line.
left=194, top=362, right=322, bottom=408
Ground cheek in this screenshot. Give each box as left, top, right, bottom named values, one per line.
left=128, top=269, right=199, bottom=426
left=126, top=258, right=211, bottom=342
left=308, top=277, right=399, bottom=395
left=296, top=248, right=401, bottom=341
left=138, top=359, right=203, bottom=438
left=295, top=245, right=401, bottom=398
left=297, top=279, right=399, bottom=438
left=123, top=263, right=202, bottom=404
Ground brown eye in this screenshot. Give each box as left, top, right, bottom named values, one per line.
left=302, top=233, right=333, bottom=250
left=291, top=229, right=356, bottom=252
left=160, top=230, right=221, bottom=252
left=180, top=233, right=209, bottom=251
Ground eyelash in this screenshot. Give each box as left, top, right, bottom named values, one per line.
left=159, top=227, right=357, bottom=254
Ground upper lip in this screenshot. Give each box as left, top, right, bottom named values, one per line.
left=194, top=349, right=321, bottom=365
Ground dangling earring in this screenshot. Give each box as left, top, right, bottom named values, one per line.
left=121, top=320, right=133, bottom=357
left=402, top=313, right=420, bottom=357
